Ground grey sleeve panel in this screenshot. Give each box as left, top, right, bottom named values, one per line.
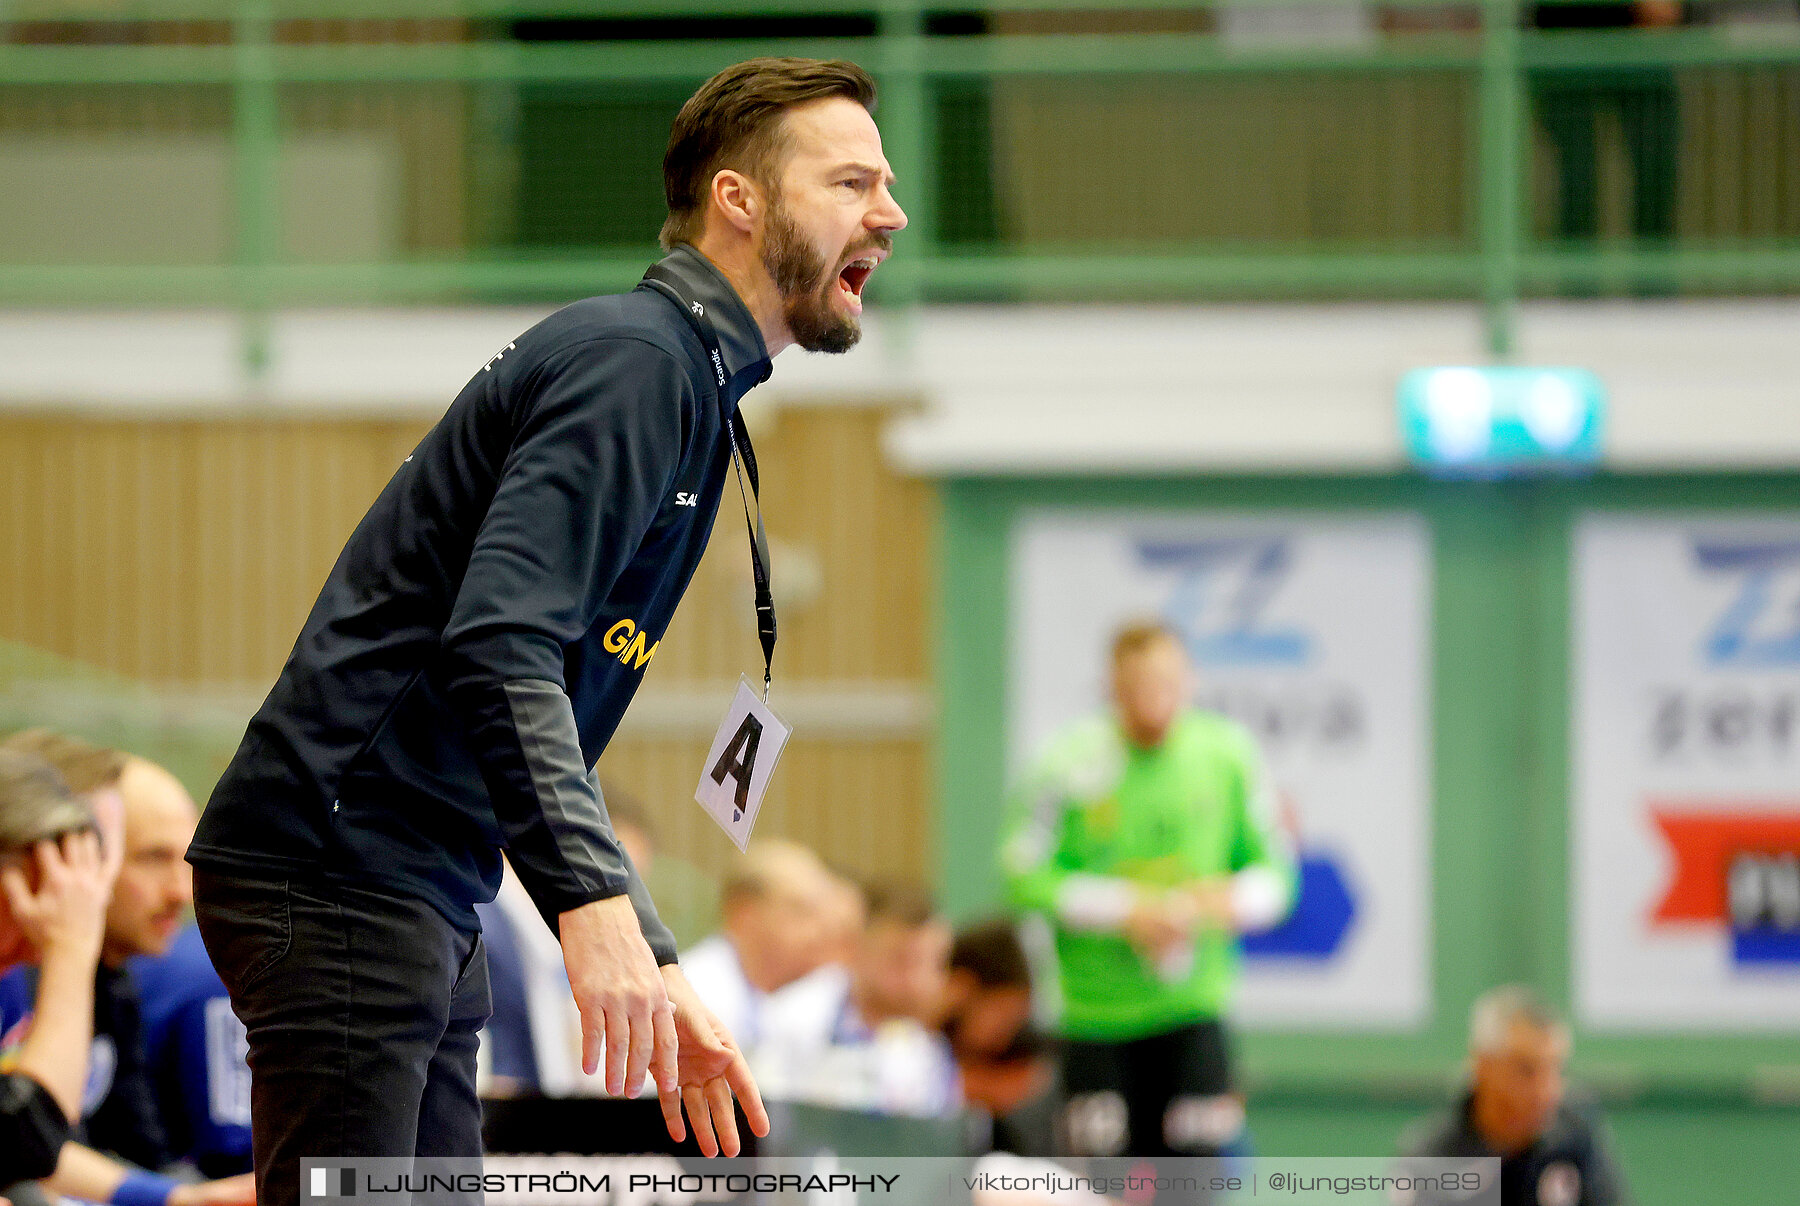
left=499, top=678, right=631, bottom=914
left=589, top=767, right=679, bottom=966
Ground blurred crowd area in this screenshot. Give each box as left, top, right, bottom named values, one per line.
left=0, top=721, right=1626, bottom=1206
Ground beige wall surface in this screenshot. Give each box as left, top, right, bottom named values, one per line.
left=987, top=62, right=1800, bottom=250
left=0, top=403, right=936, bottom=896
left=0, top=81, right=470, bottom=258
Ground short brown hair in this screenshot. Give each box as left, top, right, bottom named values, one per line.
left=951, top=918, right=1031, bottom=989
left=863, top=880, right=937, bottom=929
left=1110, top=619, right=1182, bottom=665
left=0, top=749, right=93, bottom=857
left=661, top=57, right=877, bottom=250
left=1, top=729, right=128, bottom=796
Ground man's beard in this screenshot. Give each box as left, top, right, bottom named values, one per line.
left=761, top=200, right=864, bottom=355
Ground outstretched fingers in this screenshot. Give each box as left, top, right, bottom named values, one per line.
left=706, top=1078, right=740, bottom=1156
left=657, top=1079, right=687, bottom=1145
left=725, top=1050, right=770, bottom=1138
left=683, top=1084, right=719, bottom=1157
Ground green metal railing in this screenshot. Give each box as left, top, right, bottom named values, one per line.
left=3, top=0, right=1799, bottom=373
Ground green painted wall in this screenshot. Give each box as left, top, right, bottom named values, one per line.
left=934, top=471, right=1800, bottom=1202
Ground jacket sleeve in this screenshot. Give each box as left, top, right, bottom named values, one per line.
left=439, top=337, right=692, bottom=962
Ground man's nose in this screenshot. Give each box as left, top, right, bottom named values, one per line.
left=872, top=185, right=908, bottom=233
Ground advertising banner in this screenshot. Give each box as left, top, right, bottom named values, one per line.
left=1574, top=514, right=1800, bottom=1029
left=1011, top=511, right=1432, bottom=1029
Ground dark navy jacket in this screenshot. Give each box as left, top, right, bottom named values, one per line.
left=188, top=246, right=772, bottom=961
left=1403, top=1091, right=1632, bottom=1206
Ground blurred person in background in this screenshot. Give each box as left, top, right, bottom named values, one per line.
left=819, top=868, right=868, bottom=968
left=0, top=750, right=118, bottom=1187
left=1402, top=986, right=1631, bottom=1206
left=757, top=881, right=959, bottom=1117
left=0, top=733, right=254, bottom=1206
left=940, top=919, right=1058, bottom=1156
left=130, top=927, right=251, bottom=1178
left=681, top=839, right=837, bottom=1056
left=184, top=54, right=905, bottom=1200
left=1529, top=0, right=1683, bottom=266
left=476, top=784, right=717, bottom=1099
left=1001, top=620, right=1295, bottom=1160
left=473, top=854, right=568, bottom=1100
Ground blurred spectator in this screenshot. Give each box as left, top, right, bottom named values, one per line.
left=942, top=919, right=1058, bottom=1156
left=129, top=926, right=251, bottom=1177
left=757, top=881, right=959, bottom=1118
left=817, top=865, right=868, bottom=968
left=850, top=882, right=953, bottom=1031
left=1529, top=1, right=1683, bottom=257
left=1402, top=986, right=1631, bottom=1206
left=682, top=839, right=837, bottom=1054
left=1, top=733, right=166, bottom=1168
left=1001, top=620, right=1294, bottom=1158
left=476, top=784, right=729, bottom=1100
left=0, top=734, right=254, bottom=1206
left=0, top=750, right=116, bottom=1186
left=475, top=858, right=583, bottom=1098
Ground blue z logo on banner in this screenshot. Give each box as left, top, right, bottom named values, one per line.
left=1136, top=538, right=1312, bottom=667
left=1695, top=538, right=1800, bottom=668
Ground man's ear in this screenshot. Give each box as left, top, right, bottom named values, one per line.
left=710, top=169, right=761, bottom=237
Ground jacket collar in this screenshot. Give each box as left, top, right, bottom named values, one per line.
left=638, top=244, right=772, bottom=408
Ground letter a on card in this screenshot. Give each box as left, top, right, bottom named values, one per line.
left=695, top=676, right=791, bottom=850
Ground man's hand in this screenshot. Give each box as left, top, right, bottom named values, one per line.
left=0, top=815, right=116, bottom=965
left=655, top=964, right=770, bottom=1157
left=1122, top=893, right=1190, bottom=964
left=1176, top=877, right=1236, bottom=930
left=169, top=1174, right=257, bottom=1206
left=559, top=896, right=679, bottom=1099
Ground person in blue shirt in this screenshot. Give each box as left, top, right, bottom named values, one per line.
left=129, top=925, right=251, bottom=1178
left=0, top=733, right=254, bottom=1206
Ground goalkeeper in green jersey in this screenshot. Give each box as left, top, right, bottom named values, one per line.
left=1001, top=620, right=1296, bottom=1158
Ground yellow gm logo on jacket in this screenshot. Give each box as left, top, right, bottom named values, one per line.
left=603, top=618, right=660, bottom=670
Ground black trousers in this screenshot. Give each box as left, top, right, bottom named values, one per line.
left=1061, top=1019, right=1238, bottom=1158
left=193, top=870, right=491, bottom=1206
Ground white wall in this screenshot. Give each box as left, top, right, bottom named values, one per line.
left=1, top=299, right=1795, bottom=471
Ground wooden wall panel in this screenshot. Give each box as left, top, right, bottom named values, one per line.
left=0, top=404, right=935, bottom=891
left=0, top=415, right=430, bottom=682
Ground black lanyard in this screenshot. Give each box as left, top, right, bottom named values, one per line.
left=641, top=263, right=776, bottom=697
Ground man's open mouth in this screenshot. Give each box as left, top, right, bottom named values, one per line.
left=838, top=256, right=878, bottom=301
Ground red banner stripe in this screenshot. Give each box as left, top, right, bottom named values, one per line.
left=1649, top=804, right=1800, bottom=924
